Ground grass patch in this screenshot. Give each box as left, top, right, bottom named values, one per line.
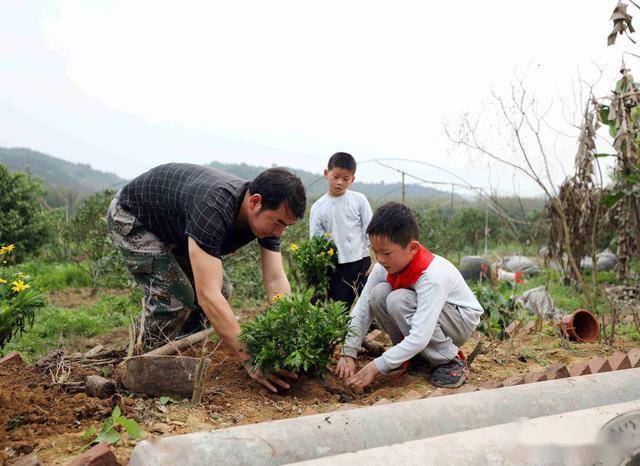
left=2, top=261, right=92, bottom=290
left=1, top=292, right=141, bottom=361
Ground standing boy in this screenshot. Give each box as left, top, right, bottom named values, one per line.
left=309, top=152, right=373, bottom=310
left=336, top=202, right=484, bottom=389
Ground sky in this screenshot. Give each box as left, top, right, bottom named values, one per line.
left=0, top=1, right=634, bottom=196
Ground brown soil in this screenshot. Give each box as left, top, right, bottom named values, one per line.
left=47, top=288, right=131, bottom=309
left=2, top=320, right=638, bottom=465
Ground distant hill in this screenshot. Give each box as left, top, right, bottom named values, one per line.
left=207, top=161, right=454, bottom=202
left=0, top=147, right=457, bottom=207
left=0, top=147, right=127, bottom=194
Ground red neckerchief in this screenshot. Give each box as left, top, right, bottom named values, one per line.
left=387, top=244, right=434, bottom=290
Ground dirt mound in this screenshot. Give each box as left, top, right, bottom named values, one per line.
left=0, top=363, right=113, bottom=463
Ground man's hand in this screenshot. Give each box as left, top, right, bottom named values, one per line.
left=335, top=356, right=357, bottom=379
left=244, top=363, right=298, bottom=393
left=347, top=361, right=380, bottom=390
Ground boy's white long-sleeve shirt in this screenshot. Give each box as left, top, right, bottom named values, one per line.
left=309, top=191, right=372, bottom=264
left=342, top=257, right=484, bottom=374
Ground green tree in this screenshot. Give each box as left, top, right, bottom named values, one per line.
left=0, top=164, right=50, bottom=260
left=65, top=189, right=129, bottom=290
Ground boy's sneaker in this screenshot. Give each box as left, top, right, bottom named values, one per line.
left=430, top=357, right=467, bottom=388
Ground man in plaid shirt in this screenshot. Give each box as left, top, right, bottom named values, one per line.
left=107, top=163, right=306, bottom=392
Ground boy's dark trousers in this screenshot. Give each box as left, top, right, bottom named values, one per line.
left=328, top=257, right=371, bottom=310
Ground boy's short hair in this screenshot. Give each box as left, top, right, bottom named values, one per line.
left=327, top=152, right=357, bottom=173
left=249, top=168, right=307, bottom=219
left=366, top=202, right=419, bottom=247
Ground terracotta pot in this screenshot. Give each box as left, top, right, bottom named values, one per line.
left=556, top=309, right=599, bottom=343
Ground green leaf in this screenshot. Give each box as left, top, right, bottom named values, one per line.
left=81, top=427, right=97, bottom=441
left=111, top=406, right=121, bottom=422
left=95, top=427, right=120, bottom=445
left=602, top=191, right=625, bottom=207
left=120, top=418, right=143, bottom=440
left=594, top=153, right=615, bottom=158
left=158, top=396, right=177, bottom=405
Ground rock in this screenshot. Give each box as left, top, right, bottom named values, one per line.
left=0, top=351, right=23, bottom=366
left=84, top=345, right=105, bottom=358
left=481, top=380, right=503, bottom=389
left=517, top=286, right=559, bottom=319
left=524, top=372, right=548, bottom=384
left=85, top=375, right=116, bottom=398
left=502, top=375, right=524, bottom=386
left=365, top=329, right=383, bottom=342
left=503, top=256, right=541, bottom=276
left=13, top=454, right=41, bottom=466
left=361, top=340, right=385, bottom=357
left=581, top=249, right=618, bottom=272
left=545, top=363, right=570, bottom=380
left=458, top=256, right=491, bottom=281
left=70, top=442, right=120, bottom=466
left=116, top=355, right=208, bottom=398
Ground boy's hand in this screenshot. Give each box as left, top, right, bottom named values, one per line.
left=347, top=361, right=380, bottom=390
left=335, top=356, right=356, bottom=379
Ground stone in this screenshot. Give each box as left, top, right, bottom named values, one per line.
left=85, top=375, right=116, bottom=398
left=523, top=372, right=548, bottom=384
left=70, top=442, right=120, bottom=466
left=502, top=375, right=524, bottom=386
left=503, top=256, right=541, bottom=276
left=545, top=363, right=570, bottom=380
left=458, top=256, right=491, bottom=281
left=365, top=329, right=382, bottom=342
left=481, top=380, right=503, bottom=389
left=628, top=349, right=640, bottom=368
left=13, top=454, right=41, bottom=466
left=588, top=356, right=612, bottom=374
left=608, top=351, right=632, bottom=371
left=84, top=345, right=105, bottom=358
left=568, top=362, right=592, bottom=377
left=0, top=351, right=23, bottom=366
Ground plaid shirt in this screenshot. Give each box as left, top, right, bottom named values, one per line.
left=118, top=163, right=280, bottom=258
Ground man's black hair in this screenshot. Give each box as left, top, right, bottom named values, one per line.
left=327, top=152, right=357, bottom=173
left=366, top=202, right=419, bottom=247
left=249, top=168, right=306, bottom=219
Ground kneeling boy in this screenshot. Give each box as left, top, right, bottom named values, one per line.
left=336, top=202, right=484, bottom=389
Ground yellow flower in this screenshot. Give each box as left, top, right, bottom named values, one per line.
left=11, top=280, right=30, bottom=293
left=289, top=243, right=299, bottom=252
left=0, top=278, right=6, bottom=284
left=328, top=248, right=334, bottom=256
left=5, top=244, right=14, bottom=253
left=273, top=292, right=284, bottom=302
left=323, top=232, right=332, bottom=238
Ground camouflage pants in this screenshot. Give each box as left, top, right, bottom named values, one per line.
left=107, top=193, right=232, bottom=351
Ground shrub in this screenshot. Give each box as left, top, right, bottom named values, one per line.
left=240, top=289, right=350, bottom=376
left=0, top=244, right=47, bottom=348
left=288, top=235, right=337, bottom=302
left=470, top=270, right=527, bottom=340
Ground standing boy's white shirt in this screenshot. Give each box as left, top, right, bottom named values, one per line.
left=309, top=190, right=372, bottom=264
left=342, top=256, right=484, bottom=374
